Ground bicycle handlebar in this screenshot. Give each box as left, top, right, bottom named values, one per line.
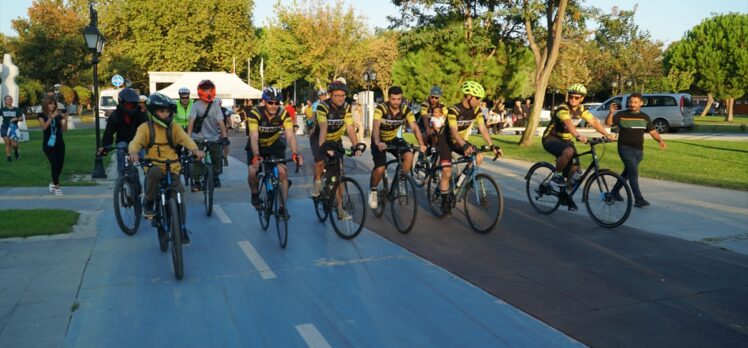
left=587, top=137, right=614, bottom=145
left=261, top=158, right=302, bottom=173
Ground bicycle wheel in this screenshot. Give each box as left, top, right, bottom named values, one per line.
left=274, top=186, right=288, bottom=248
left=373, top=176, right=386, bottom=218
left=583, top=171, right=633, bottom=228
left=168, top=197, right=183, bottom=280
left=391, top=172, right=418, bottom=233
left=258, top=176, right=271, bottom=230
left=426, top=170, right=447, bottom=218
left=203, top=165, right=214, bottom=216
left=464, top=173, right=503, bottom=234
left=330, top=177, right=366, bottom=240
left=113, top=175, right=141, bottom=235
left=411, top=153, right=431, bottom=188
left=313, top=196, right=329, bottom=223
left=525, top=162, right=561, bottom=214
left=181, top=159, right=191, bottom=187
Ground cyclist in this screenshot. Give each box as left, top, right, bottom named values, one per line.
left=98, top=88, right=148, bottom=176
left=174, top=87, right=193, bottom=131
left=310, top=80, right=365, bottom=218
left=128, top=93, right=205, bottom=236
left=368, top=86, right=427, bottom=209
left=542, top=83, right=615, bottom=211
left=187, top=80, right=229, bottom=191
left=439, top=81, right=502, bottom=215
left=247, top=87, right=303, bottom=215
left=216, top=98, right=232, bottom=166
left=419, top=86, right=443, bottom=137
left=138, top=95, right=147, bottom=113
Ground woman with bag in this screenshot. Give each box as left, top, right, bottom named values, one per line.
left=38, top=96, right=67, bottom=195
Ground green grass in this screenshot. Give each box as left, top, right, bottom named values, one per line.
left=0, top=128, right=111, bottom=187
left=0, top=209, right=80, bottom=239
left=691, top=115, right=748, bottom=133
left=404, top=133, right=748, bottom=190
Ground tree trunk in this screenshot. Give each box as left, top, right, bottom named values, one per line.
left=725, top=98, right=734, bottom=122
left=700, top=93, right=714, bottom=118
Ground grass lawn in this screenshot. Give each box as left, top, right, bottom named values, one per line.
left=404, top=133, right=748, bottom=190
left=0, top=128, right=111, bottom=187
left=690, top=115, right=748, bottom=133
left=0, top=209, right=80, bottom=239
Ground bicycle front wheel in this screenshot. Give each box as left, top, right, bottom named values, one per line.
left=274, top=186, right=288, bottom=248
left=525, top=162, right=561, bottom=214
left=411, top=153, right=431, bottom=188
left=168, top=197, right=184, bottom=280
left=391, top=173, right=418, bottom=233
left=583, top=171, right=632, bottom=228
left=258, top=178, right=271, bottom=230
left=203, top=165, right=214, bottom=216
left=464, top=173, right=503, bottom=234
left=373, top=176, right=387, bottom=218
left=330, top=177, right=366, bottom=240
left=113, top=175, right=141, bottom=235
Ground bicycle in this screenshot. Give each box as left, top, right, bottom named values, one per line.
left=372, top=144, right=419, bottom=234
left=180, top=147, right=193, bottom=189
left=525, top=137, right=633, bottom=228
left=426, top=147, right=504, bottom=234
left=141, top=156, right=192, bottom=280
left=312, top=143, right=367, bottom=240
left=113, top=157, right=142, bottom=236
left=411, top=145, right=439, bottom=188
left=195, top=140, right=222, bottom=217
left=255, top=157, right=300, bottom=249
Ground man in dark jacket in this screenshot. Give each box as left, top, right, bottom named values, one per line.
left=98, top=88, right=148, bottom=176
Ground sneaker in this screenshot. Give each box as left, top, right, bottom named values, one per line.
left=311, top=180, right=322, bottom=197
left=567, top=198, right=578, bottom=212
left=214, top=177, right=221, bottom=188
left=144, top=200, right=156, bottom=218
left=49, top=183, right=54, bottom=193
left=634, top=199, right=651, bottom=208
left=251, top=193, right=260, bottom=208
left=223, top=158, right=229, bottom=166
left=182, top=230, right=191, bottom=246
left=337, top=208, right=352, bottom=221
left=52, top=186, right=63, bottom=196
left=440, top=194, right=452, bottom=216
left=550, top=174, right=566, bottom=191
left=14, top=149, right=19, bottom=160
left=368, top=190, right=378, bottom=209
left=278, top=206, right=289, bottom=220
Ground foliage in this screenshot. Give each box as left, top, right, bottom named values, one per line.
left=73, top=86, right=92, bottom=106
left=59, top=85, right=76, bottom=104
left=17, top=77, right=45, bottom=108
left=665, top=68, right=695, bottom=93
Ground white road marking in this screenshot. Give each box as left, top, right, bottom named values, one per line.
left=237, top=241, right=276, bottom=279
left=295, top=323, right=332, bottom=348
left=213, top=204, right=232, bottom=224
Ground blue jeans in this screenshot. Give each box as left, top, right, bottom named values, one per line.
left=116, top=141, right=144, bottom=177
left=615, top=145, right=644, bottom=201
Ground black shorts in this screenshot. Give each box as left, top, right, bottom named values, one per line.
left=429, top=133, right=455, bottom=166
left=542, top=135, right=576, bottom=158
left=310, top=133, right=343, bottom=163
left=246, top=140, right=286, bottom=164
left=371, top=137, right=411, bottom=168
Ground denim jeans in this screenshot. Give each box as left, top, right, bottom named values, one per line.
left=116, top=141, right=144, bottom=177
left=615, top=145, right=644, bottom=201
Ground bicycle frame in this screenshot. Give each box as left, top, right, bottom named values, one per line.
left=565, top=140, right=605, bottom=199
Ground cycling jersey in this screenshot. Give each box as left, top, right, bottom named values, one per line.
left=248, top=106, right=292, bottom=148
left=373, top=102, right=416, bottom=142
left=175, top=99, right=193, bottom=129
left=542, top=102, right=594, bottom=141
left=446, top=103, right=484, bottom=143
left=314, top=99, right=353, bottom=142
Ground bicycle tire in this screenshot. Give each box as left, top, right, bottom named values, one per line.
left=113, top=175, right=141, bottom=235
left=274, top=187, right=288, bottom=248
left=181, top=159, right=191, bottom=187
left=464, top=173, right=503, bottom=234
left=411, top=153, right=432, bottom=188
left=168, top=197, right=183, bottom=280
left=525, top=162, right=562, bottom=214
left=313, top=196, right=329, bottom=223
left=203, top=165, right=214, bottom=217
left=583, top=171, right=633, bottom=228
left=258, top=175, right=271, bottom=230
left=330, top=177, right=366, bottom=240
left=391, top=172, right=418, bottom=234
left=426, top=170, right=447, bottom=218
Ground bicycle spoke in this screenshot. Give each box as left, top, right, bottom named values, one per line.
left=584, top=172, right=632, bottom=228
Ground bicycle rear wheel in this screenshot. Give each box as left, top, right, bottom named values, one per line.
left=330, top=177, right=366, bottom=240
left=525, top=162, right=561, bottom=214
left=583, top=171, right=632, bottom=228
left=426, top=170, right=447, bottom=218
left=203, top=166, right=214, bottom=216
left=274, top=187, right=288, bottom=248
left=373, top=176, right=386, bottom=218
left=258, top=176, right=271, bottom=230
left=113, top=175, right=141, bottom=235
left=168, top=197, right=183, bottom=280
left=391, top=173, right=418, bottom=233
left=411, top=153, right=431, bottom=188
left=464, top=173, right=503, bottom=234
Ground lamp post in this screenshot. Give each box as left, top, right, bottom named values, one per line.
left=83, top=4, right=106, bottom=179
left=362, top=66, right=377, bottom=137
left=611, top=79, right=619, bottom=96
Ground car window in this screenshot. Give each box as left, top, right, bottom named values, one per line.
left=647, top=96, right=677, bottom=107
left=101, top=96, right=117, bottom=107
left=600, top=97, right=622, bottom=111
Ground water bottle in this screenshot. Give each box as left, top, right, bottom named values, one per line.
left=455, top=167, right=469, bottom=188
left=571, top=168, right=583, bottom=186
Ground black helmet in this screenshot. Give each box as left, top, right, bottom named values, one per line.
left=118, top=88, right=140, bottom=116
left=327, top=81, right=348, bottom=94
left=146, top=93, right=176, bottom=124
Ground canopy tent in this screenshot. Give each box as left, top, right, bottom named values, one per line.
left=157, top=72, right=262, bottom=100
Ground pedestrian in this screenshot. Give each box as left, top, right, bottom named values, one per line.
left=38, top=96, right=67, bottom=195
left=522, top=98, right=532, bottom=125
left=606, top=92, right=666, bottom=207
left=512, top=99, right=524, bottom=127
left=1, top=95, right=23, bottom=161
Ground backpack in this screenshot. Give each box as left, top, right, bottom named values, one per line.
left=146, top=119, right=176, bottom=151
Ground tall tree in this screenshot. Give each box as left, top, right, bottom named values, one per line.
left=665, top=13, right=748, bottom=121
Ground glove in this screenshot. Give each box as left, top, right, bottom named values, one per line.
left=462, top=142, right=474, bottom=152
left=490, top=144, right=501, bottom=153
left=220, top=137, right=231, bottom=146
left=251, top=155, right=262, bottom=166
left=292, top=153, right=302, bottom=163
left=355, top=143, right=367, bottom=152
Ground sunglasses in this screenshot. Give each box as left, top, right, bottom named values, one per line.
left=429, top=96, right=440, bottom=99
left=123, top=102, right=138, bottom=110
left=179, top=95, right=190, bottom=99
left=569, top=95, right=583, bottom=100
left=266, top=101, right=280, bottom=106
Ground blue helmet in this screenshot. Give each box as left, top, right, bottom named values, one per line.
left=262, top=87, right=282, bottom=102
left=430, top=86, right=443, bottom=97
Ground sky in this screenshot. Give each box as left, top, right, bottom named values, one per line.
left=1, top=0, right=747, bottom=45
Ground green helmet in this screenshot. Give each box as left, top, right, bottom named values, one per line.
left=461, top=81, right=486, bottom=99
left=567, top=83, right=587, bottom=96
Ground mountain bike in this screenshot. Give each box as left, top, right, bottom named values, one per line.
left=372, top=144, right=419, bottom=233
left=113, top=157, right=142, bottom=235
left=196, top=140, right=222, bottom=217
left=256, top=157, right=300, bottom=249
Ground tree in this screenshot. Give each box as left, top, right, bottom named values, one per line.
left=665, top=13, right=748, bottom=121
left=17, top=77, right=45, bottom=108
left=73, top=86, right=92, bottom=113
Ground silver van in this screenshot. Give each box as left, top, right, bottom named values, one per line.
left=588, top=93, right=695, bottom=133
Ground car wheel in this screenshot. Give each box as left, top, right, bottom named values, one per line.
left=653, top=118, right=670, bottom=133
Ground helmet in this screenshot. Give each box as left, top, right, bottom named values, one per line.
left=139, top=95, right=147, bottom=102
left=118, top=88, right=140, bottom=116
left=327, top=81, right=348, bottom=94
left=317, top=89, right=328, bottom=96
left=460, top=81, right=485, bottom=99
left=178, top=87, right=190, bottom=95
left=197, top=80, right=216, bottom=102
left=567, top=83, right=587, bottom=96
left=430, top=86, right=443, bottom=97
left=146, top=92, right=177, bottom=123
left=262, top=87, right=283, bottom=102
left=214, top=97, right=222, bottom=106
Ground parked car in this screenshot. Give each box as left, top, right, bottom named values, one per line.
left=587, top=93, right=695, bottom=133
left=693, top=104, right=716, bottom=116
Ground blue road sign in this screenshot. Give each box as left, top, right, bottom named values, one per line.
left=111, top=75, right=124, bottom=87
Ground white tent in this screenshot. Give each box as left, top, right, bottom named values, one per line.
left=157, top=72, right=262, bottom=100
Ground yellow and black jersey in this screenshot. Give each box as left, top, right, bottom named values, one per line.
left=420, top=101, right=445, bottom=118
left=315, top=99, right=353, bottom=142
left=247, top=106, right=292, bottom=147
left=542, top=103, right=595, bottom=141
left=446, top=103, right=484, bottom=143
left=374, top=103, right=416, bottom=142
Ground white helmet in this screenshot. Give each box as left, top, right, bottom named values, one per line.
left=214, top=97, right=222, bottom=106
left=139, top=95, right=147, bottom=102
left=178, top=87, right=190, bottom=95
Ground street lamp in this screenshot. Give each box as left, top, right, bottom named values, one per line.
left=83, top=4, right=107, bottom=179
left=611, top=79, right=618, bottom=95
left=362, top=66, right=377, bottom=137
